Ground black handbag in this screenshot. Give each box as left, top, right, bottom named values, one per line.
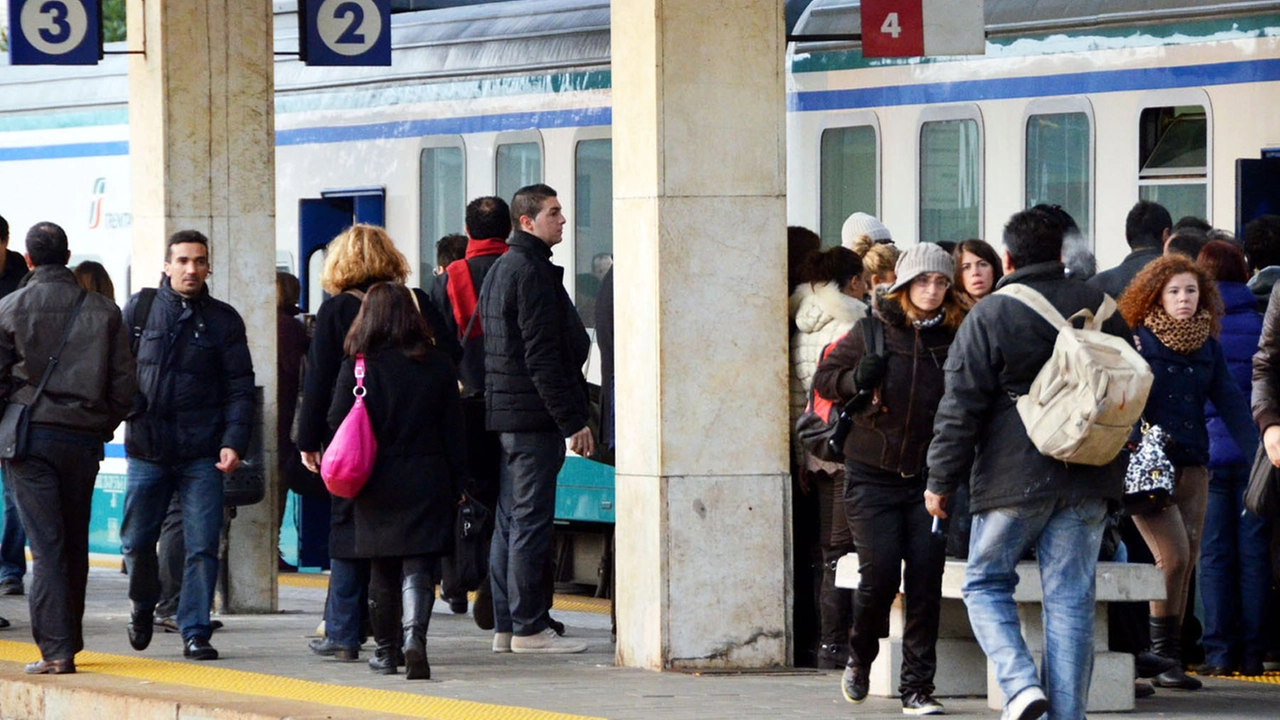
left=1124, top=420, right=1176, bottom=515
left=453, top=491, right=492, bottom=592
left=0, top=290, right=88, bottom=461
left=1245, top=443, right=1280, bottom=518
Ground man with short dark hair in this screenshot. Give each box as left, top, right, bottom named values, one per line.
left=0, top=221, right=136, bottom=674
left=925, top=208, right=1131, bottom=720
left=0, top=213, right=31, bottom=598
left=1089, top=200, right=1171, bottom=299
left=1244, top=214, right=1280, bottom=305
left=478, top=184, right=592, bottom=654
left=120, top=230, right=254, bottom=662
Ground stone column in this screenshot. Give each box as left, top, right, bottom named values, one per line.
left=611, top=0, right=790, bottom=669
left=128, top=0, right=277, bottom=612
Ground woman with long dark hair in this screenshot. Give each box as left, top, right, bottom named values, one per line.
left=951, top=239, right=1002, bottom=310
left=813, top=243, right=964, bottom=715
left=1117, top=254, right=1258, bottom=690
left=328, top=283, right=466, bottom=679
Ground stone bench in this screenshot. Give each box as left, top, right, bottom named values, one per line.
left=835, top=555, right=1165, bottom=712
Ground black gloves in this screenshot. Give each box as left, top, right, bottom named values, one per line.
left=853, top=354, right=887, bottom=392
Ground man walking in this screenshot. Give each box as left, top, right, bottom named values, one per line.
left=478, top=184, right=592, bottom=654
left=0, top=213, right=33, bottom=598
left=121, top=230, right=254, bottom=661
left=0, top=222, right=136, bottom=673
left=925, top=209, right=1130, bottom=720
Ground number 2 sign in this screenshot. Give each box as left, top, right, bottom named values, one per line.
left=8, top=0, right=101, bottom=65
left=301, top=0, right=391, bottom=67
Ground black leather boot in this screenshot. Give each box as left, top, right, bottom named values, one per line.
left=402, top=573, right=433, bottom=680
left=1150, top=616, right=1201, bottom=690
left=367, top=594, right=402, bottom=675
left=818, top=548, right=853, bottom=670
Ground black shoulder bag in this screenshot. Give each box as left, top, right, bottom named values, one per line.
left=0, top=289, right=89, bottom=460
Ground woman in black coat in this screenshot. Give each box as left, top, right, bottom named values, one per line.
left=328, top=282, right=467, bottom=680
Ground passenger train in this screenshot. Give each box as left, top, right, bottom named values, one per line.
left=2, top=0, right=1279, bottom=577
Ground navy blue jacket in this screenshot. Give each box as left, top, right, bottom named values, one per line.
left=124, top=279, right=255, bottom=463
left=1206, top=282, right=1263, bottom=468
left=1135, top=324, right=1257, bottom=468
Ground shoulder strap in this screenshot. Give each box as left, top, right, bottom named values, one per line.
left=130, top=287, right=157, bottom=355
left=31, top=289, right=89, bottom=404
left=861, top=316, right=884, bottom=357
left=996, top=284, right=1069, bottom=329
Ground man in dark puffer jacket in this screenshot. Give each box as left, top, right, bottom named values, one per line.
left=478, top=183, right=592, bottom=654
left=120, top=230, right=254, bottom=662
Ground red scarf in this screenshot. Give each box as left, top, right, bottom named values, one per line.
left=446, top=238, right=508, bottom=339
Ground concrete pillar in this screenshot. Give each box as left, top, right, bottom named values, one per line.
left=127, top=0, right=277, bottom=612
left=611, top=1, right=790, bottom=669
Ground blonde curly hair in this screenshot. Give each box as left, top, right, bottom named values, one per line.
left=859, top=242, right=900, bottom=280
left=320, top=224, right=410, bottom=295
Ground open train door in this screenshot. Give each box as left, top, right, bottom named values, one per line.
left=294, top=188, right=384, bottom=570
left=1236, top=150, right=1280, bottom=238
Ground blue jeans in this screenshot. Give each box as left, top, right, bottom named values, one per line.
left=1200, top=465, right=1271, bottom=668
left=491, top=432, right=564, bottom=636
left=121, top=457, right=224, bottom=642
left=963, top=497, right=1107, bottom=720
left=325, top=557, right=369, bottom=648
left=0, top=469, right=28, bottom=582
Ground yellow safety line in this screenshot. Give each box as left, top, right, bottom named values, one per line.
left=1202, top=670, right=1280, bottom=685
left=0, top=640, right=604, bottom=720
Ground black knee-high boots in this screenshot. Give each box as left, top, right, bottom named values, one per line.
left=402, top=573, right=433, bottom=680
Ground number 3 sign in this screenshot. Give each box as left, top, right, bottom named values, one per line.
left=8, top=0, right=101, bottom=65
left=302, top=0, right=391, bottom=67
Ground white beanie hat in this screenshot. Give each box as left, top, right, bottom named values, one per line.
left=888, top=243, right=955, bottom=294
left=841, top=212, right=892, bottom=248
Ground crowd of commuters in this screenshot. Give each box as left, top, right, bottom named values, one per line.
left=790, top=203, right=1280, bottom=717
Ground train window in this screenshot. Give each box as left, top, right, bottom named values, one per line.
left=1138, top=105, right=1207, bottom=221
left=419, top=145, right=465, bottom=280
left=574, top=139, right=613, bottom=329
left=820, top=125, right=878, bottom=247
left=496, top=142, right=543, bottom=202
left=1026, top=112, right=1092, bottom=245
left=919, top=119, right=981, bottom=243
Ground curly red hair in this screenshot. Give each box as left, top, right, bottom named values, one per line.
left=1117, top=254, right=1222, bottom=335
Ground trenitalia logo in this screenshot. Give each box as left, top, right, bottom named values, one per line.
left=88, top=178, right=132, bottom=230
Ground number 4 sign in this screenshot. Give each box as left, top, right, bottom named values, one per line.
left=861, top=0, right=985, bottom=59
left=300, top=0, right=392, bottom=67
left=8, top=0, right=101, bottom=65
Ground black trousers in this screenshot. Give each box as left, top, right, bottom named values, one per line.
left=844, top=462, right=945, bottom=695
left=5, top=429, right=102, bottom=661
left=156, top=494, right=184, bottom=617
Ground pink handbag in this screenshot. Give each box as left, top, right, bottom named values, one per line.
left=321, top=355, right=377, bottom=498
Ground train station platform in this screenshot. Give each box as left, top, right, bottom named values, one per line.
left=0, top=561, right=1276, bottom=720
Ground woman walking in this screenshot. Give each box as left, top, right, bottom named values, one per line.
left=813, top=243, right=964, bottom=715
left=1117, top=254, right=1258, bottom=690
left=328, top=283, right=466, bottom=679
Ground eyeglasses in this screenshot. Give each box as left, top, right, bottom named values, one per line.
left=912, top=276, right=951, bottom=290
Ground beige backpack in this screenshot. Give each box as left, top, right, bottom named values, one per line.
left=996, top=284, right=1153, bottom=466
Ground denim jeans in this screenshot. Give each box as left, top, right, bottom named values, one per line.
left=325, top=557, right=369, bottom=648
left=491, top=432, right=564, bottom=636
left=0, top=469, right=28, bottom=582
left=963, top=496, right=1107, bottom=720
left=1200, top=464, right=1271, bottom=668
left=121, top=457, right=224, bottom=642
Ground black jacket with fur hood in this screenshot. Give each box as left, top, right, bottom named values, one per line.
left=812, top=292, right=955, bottom=479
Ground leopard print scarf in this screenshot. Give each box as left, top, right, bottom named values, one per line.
left=1143, top=306, right=1212, bottom=355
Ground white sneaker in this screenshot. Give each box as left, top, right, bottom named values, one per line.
left=510, top=627, right=588, bottom=654
left=492, top=632, right=513, bottom=653
left=1003, top=686, right=1048, bottom=720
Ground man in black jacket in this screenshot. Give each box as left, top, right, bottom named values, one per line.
left=1088, top=200, right=1170, bottom=300
left=0, top=222, right=136, bottom=673
left=120, top=230, right=255, bottom=662
left=0, top=214, right=32, bottom=598
left=478, top=184, right=592, bottom=654
left=925, top=209, right=1130, bottom=720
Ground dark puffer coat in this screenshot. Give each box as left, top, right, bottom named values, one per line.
left=328, top=348, right=466, bottom=558
left=927, top=262, right=1131, bottom=514
left=123, top=278, right=254, bottom=463
left=1206, top=281, right=1263, bottom=468
left=479, top=231, right=590, bottom=436
left=812, top=295, right=954, bottom=478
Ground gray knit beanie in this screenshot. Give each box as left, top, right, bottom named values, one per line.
left=888, top=243, right=955, bottom=294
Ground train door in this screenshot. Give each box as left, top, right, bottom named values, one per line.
left=293, top=187, right=385, bottom=570
left=1236, top=152, right=1280, bottom=238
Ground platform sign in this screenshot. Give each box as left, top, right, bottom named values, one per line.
left=300, top=0, right=392, bottom=67
left=8, top=0, right=102, bottom=65
left=861, top=0, right=984, bottom=58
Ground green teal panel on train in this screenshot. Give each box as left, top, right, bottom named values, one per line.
left=555, top=457, right=615, bottom=524
left=90, top=474, right=127, bottom=555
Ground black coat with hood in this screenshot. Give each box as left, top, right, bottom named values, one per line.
left=927, top=262, right=1131, bottom=514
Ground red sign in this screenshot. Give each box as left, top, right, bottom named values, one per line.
left=861, top=0, right=924, bottom=58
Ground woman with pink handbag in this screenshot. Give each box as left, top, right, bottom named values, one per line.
left=326, top=282, right=466, bottom=680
